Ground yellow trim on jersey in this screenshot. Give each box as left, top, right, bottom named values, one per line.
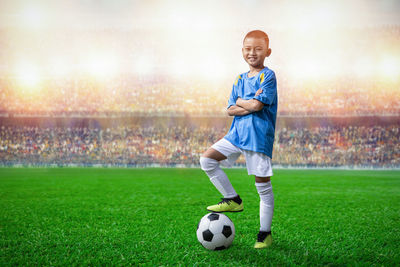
left=234, top=75, right=241, bottom=86
left=260, top=73, right=265, bottom=84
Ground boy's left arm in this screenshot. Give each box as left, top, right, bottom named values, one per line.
left=236, top=71, right=277, bottom=112
left=236, top=90, right=264, bottom=112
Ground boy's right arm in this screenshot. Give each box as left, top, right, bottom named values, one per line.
left=227, top=105, right=251, bottom=116
left=227, top=88, right=264, bottom=116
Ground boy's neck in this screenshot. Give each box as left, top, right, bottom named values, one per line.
left=248, top=65, right=265, bottom=77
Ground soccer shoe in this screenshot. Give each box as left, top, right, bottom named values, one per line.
left=254, top=231, right=272, bottom=249
left=206, top=196, right=243, bottom=213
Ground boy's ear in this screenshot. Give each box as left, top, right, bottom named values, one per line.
left=266, top=48, right=272, bottom=57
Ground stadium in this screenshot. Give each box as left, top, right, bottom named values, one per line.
left=1, top=0, right=399, bottom=266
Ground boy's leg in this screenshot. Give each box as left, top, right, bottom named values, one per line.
left=243, top=151, right=274, bottom=248
left=200, top=147, right=237, bottom=198
left=200, top=138, right=243, bottom=212
left=255, top=176, right=273, bottom=232
left=254, top=176, right=274, bottom=248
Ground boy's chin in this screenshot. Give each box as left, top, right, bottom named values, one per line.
left=247, top=62, right=263, bottom=68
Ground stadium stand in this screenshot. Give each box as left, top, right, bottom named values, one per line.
left=0, top=75, right=399, bottom=117
left=0, top=117, right=398, bottom=168
left=0, top=27, right=399, bottom=168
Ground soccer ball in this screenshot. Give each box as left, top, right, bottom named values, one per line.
left=196, top=213, right=235, bottom=250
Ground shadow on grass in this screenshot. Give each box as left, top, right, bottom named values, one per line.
left=213, top=237, right=323, bottom=266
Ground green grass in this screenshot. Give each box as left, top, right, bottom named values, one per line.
left=0, top=168, right=399, bottom=266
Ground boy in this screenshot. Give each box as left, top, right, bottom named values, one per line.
left=200, top=30, right=277, bottom=249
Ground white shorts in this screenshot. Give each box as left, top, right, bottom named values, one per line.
left=211, top=138, right=273, bottom=177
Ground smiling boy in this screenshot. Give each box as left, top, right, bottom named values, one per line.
left=200, top=30, right=277, bottom=249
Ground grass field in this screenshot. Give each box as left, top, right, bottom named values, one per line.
left=0, top=168, right=399, bottom=266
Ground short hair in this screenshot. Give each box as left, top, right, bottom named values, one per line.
left=243, top=30, right=269, bottom=47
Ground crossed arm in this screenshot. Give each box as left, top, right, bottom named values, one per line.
left=227, top=89, right=265, bottom=116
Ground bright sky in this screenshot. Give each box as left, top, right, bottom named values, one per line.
left=0, top=0, right=399, bottom=82
left=0, top=0, right=399, bottom=30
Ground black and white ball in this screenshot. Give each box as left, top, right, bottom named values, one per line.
left=196, top=213, right=235, bottom=250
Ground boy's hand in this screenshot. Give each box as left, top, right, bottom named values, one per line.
left=236, top=95, right=264, bottom=112
left=255, top=88, right=263, bottom=97
left=227, top=105, right=251, bottom=116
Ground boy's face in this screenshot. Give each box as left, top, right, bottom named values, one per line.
left=242, top=37, right=271, bottom=69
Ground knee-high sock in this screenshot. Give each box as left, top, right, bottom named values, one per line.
left=200, top=157, right=237, bottom=198
left=255, top=181, right=274, bottom=232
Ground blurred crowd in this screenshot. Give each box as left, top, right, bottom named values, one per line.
left=278, top=77, right=400, bottom=116
left=1, top=124, right=398, bottom=168
left=0, top=77, right=228, bottom=116
left=1, top=75, right=399, bottom=117
left=274, top=125, right=399, bottom=167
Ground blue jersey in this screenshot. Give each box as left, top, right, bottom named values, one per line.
left=224, top=67, right=278, bottom=158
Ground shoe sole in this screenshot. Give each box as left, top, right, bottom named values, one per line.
left=254, top=245, right=271, bottom=249
left=254, top=236, right=272, bottom=249
left=206, top=209, right=243, bottom=213
left=254, top=243, right=272, bottom=249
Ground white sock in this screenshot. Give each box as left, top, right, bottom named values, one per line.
left=255, top=181, right=274, bottom=232
left=200, top=157, right=237, bottom=198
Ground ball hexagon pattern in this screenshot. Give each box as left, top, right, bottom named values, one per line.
left=196, top=213, right=235, bottom=250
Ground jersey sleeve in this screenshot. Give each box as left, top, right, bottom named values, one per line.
left=227, top=75, right=241, bottom=109
left=253, top=71, right=277, bottom=106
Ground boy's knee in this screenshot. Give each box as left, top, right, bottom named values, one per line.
left=200, top=157, right=219, bottom=172
left=255, top=181, right=273, bottom=195
left=255, top=182, right=274, bottom=204
left=255, top=176, right=270, bottom=183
